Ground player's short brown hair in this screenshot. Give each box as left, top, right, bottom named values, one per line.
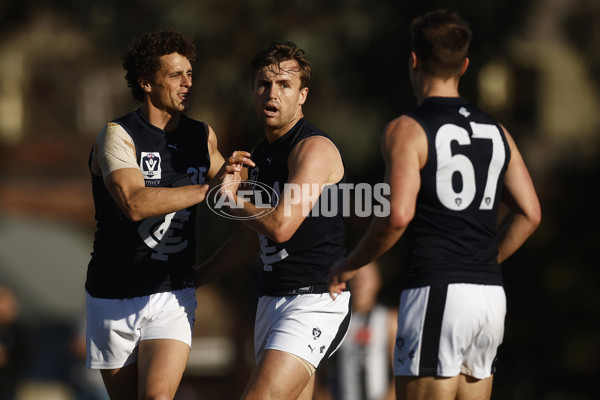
left=410, top=10, right=472, bottom=79
left=122, top=29, right=196, bottom=102
left=250, top=41, right=312, bottom=89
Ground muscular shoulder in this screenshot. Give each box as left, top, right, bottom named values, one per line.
left=383, top=115, right=423, bottom=142
left=296, top=134, right=338, bottom=153
left=98, top=123, right=134, bottom=149
left=382, top=115, right=427, bottom=167
left=93, top=123, right=138, bottom=178
left=290, top=135, right=342, bottom=166
left=289, top=135, right=344, bottom=184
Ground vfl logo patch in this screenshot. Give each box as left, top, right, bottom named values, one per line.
left=141, top=152, right=161, bottom=180
left=312, top=327, right=322, bottom=340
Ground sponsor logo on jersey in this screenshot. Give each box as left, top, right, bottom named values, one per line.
left=141, top=152, right=162, bottom=180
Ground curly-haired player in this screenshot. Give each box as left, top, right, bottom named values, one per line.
left=85, top=29, right=251, bottom=399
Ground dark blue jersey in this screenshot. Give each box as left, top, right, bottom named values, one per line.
left=249, top=118, right=346, bottom=295
left=86, top=109, right=211, bottom=299
left=403, top=97, right=511, bottom=288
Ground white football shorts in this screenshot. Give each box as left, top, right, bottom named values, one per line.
left=393, top=283, right=506, bottom=379
left=254, top=292, right=351, bottom=368
left=86, top=287, right=197, bottom=369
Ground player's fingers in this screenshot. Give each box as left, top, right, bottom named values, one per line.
left=234, top=151, right=252, bottom=158
left=328, top=282, right=345, bottom=300
left=328, top=288, right=337, bottom=300
left=224, top=164, right=239, bottom=173
left=227, top=151, right=255, bottom=167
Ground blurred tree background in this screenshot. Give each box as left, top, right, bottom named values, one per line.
left=0, top=0, right=598, bottom=399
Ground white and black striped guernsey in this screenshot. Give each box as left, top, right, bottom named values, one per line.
left=249, top=118, right=346, bottom=296
left=335, top=305, right=393, bottom=400
left=403, top=97, right=511, bottom=289
left=86, top=109, right=211, bottom=299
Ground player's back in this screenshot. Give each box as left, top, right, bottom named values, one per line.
left=403, top=97, right=511, bottom=289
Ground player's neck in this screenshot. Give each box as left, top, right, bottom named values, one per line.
left=140, top=103, right=181, bottom=132
left=264, top=114, right=303, bottom=143
left=416, top=77, right=460, bottom=105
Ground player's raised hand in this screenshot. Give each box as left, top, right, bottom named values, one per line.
left=225, top=151, right=254, bottom=173
left=219, top=151, right=254, bottom=195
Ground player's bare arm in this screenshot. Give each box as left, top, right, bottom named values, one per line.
left=225, top=135, right=344, bottom=243
left=328, top=115, right=426, bottom=297
left=204, top=124, right=254, bottom=191
left=205, top=124, right=226, bottom=179
left=102, top=123, right=251, bottom=222
left=497, top=126, right=541, bottom=263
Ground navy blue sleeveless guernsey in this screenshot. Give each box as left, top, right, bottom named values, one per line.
left=403, top=97, right=511, bottom=288
left=86, top=110, right=211, bottom=299
left=249, top=118, right=346, bottom=296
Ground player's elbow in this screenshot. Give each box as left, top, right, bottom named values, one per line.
left=521, top=197, right=542, bottom=234
left=270, top=226, right=294, bottom=244
left=527, top=205, right=542, bottom=233
left=267, top=218, right=299, bottom=243
left=387, top=207, right=414, bottom=231
left=125, top=212, right=145, bottom=222
left=120, top=200, right=146, bottom=222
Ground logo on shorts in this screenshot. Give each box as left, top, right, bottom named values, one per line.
left=396, top=337, right=416, bottom=365
left=312, top=327, right=321, bottom=340
left=396, top=337, right=404, bottom=350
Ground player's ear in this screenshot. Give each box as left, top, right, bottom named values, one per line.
left=299, top=86, right=308, bottom=106
left=139, top=77, right=152, bottom=93
left=459, top=57, right=470, bottom=76
left=409, top=52, right=418, bottom=70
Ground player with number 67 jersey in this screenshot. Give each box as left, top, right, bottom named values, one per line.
left=402, top=97, right=510, bottom=289
left=328, top=10, right=541, bottom=400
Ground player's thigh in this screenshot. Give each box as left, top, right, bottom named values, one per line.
left=395, top=375, right=459, bottom=400
left=242, top=349, right=313, bottom=400
left=297, top=373, right=316, bottom=400
left=456, top=374, right=493, bottom=400
left=100, top=362, right=138, bottom=400
left=137, top=338, right=191, bottom=399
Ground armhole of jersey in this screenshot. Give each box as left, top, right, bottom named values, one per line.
left=405, top=112, right=433, bottom=174
left=498, top=123, right=512, bottom=168
left=201, top=121, right=211, bottom=171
